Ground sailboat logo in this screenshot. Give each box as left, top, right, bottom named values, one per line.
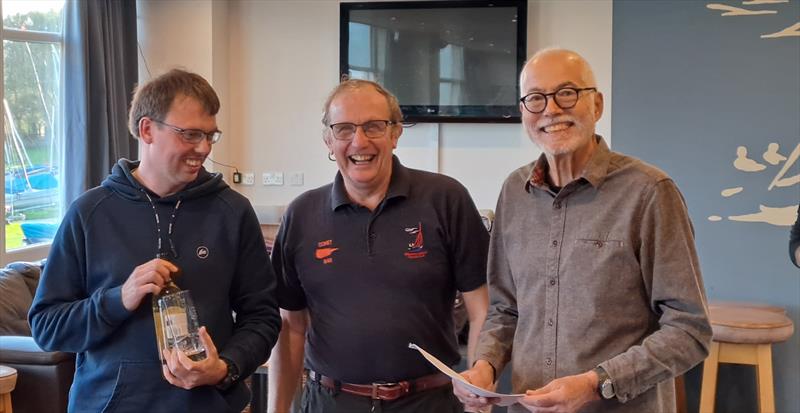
left=404, top=222, right=428, bottom=259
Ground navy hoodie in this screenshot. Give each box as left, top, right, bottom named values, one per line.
left=29, top=159, right=281, bottom=412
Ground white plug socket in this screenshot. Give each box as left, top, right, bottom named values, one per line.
left=242, top=172, right=255, bottom=185
left=263, top=172, right=284, bottom=186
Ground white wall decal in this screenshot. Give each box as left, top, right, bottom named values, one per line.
left=706, top=3, right=777, bottom=15
left=722, top=187, right=745, bottom=196
left=706, top=1, right=798, bottom=39
left=734, top=145, right=768, bottom=171
left=763, top=142, right=788, bottom=164
left=728, top=204, right=797, bottom=225
left=709, top=142, right=799, bottom=226
left=761, top=21, right=800, bottom=37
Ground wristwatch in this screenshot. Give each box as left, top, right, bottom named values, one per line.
left=593, top=366, right=615, bottom=400
left=216, top=357, right=240, bottom=391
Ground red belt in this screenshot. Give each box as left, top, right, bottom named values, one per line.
left=307, top=370, right=451, bottom=401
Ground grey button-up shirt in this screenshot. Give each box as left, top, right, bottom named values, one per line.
left=476, top=137, right=711, bottom=413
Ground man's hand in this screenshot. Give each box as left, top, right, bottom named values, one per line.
left=162, top=326, right=228, bottom=389
left=120, top=258, right=178, bottom=311
left=519, top=371, right=599, bottom=413
left=453, top=360, right=498, bottom=411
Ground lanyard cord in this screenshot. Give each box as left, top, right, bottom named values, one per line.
left=140, top=189, right=182, bottom=259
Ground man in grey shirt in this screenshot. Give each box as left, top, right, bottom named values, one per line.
left=453, top=48, right=712, bottom=413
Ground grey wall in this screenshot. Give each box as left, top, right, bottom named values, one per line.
left=612, top=1, right=799, bottom=412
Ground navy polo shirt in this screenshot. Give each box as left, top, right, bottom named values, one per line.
left=272, top=156, right=489, bottom=383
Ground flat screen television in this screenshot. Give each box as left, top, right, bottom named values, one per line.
left=340, top=0, right=526, bottom=123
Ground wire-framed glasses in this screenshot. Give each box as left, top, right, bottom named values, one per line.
left=520, top=87, right=597, bottom=114
left=152, top=119, right=222, bottom=144
left=329, top=120, right=397, bottom=141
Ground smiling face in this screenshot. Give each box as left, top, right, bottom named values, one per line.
left=520, top=50, right=603, bottom=157
left=138, top=95, right=216, bottom=196
left=324, top=86, right=402, bottom=198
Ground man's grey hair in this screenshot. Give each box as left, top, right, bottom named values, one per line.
left=321, top=79, right=403, bottom=127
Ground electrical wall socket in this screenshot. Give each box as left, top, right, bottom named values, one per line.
left=263, top=172, right=284, bottom=186
left=287, top=172, right=304, bottom=186
left=242, top=172, right=255, bottom=185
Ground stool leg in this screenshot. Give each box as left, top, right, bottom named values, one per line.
left=675, top=375, right=687, bottom=413
left=699, top=341, right=720, bottom=413
left=755, top=344, right=775, bottom=413
left=0, top=393, right=10, bottom=413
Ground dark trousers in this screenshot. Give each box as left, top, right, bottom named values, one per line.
left=300, top=379, right=464, bottom=413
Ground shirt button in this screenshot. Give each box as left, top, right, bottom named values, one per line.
left=551, top=240, right=558, bottom=247
left=545, top=358, right=552, bottom=366
left=595, top=241, right=603, bottom=248
left=369, top=233, right=376, bottom=239
left=554, top=202, right=561, bottom=209
left=549, top=278, right=556, bottom=286
left=547, top=319, right=553, bottom=326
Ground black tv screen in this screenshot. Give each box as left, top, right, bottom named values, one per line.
left=340, top=1, right=526, bottom=123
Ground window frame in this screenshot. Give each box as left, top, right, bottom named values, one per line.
left=0, top=6, right=65, bottom=264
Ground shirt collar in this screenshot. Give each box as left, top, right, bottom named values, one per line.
left=525, top=135, right=612, bottom=192
left=330, top=155, right=410, bottom=211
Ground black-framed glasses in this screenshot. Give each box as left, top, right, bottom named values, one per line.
left=520, top=87, right=597, bottom=114
left=152, top=119, right=222, bottom=144
left=329, top=120, right=397, bottom=141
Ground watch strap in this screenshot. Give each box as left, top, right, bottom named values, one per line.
left=593, top=366, right=614, bottom=399
left=216, top=357, right=240, bottom=391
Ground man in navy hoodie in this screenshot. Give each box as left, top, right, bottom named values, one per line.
left=29, top=69, right=281, bottom=412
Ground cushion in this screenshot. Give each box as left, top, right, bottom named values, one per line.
left=0, top=271, right=33, bottom=335
left=709, top=304, right=795, bottom=344
left=0, top=336, right=74, bottom=364
left=7, top=261, right=41, bottom=297
left=0, top=262, right=41, bottom=336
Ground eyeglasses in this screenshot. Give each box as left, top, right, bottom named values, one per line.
left=329, top=120, right=397, bottom=141
left=520, top=87, right=597, bottom=114
left=151, top=119, right=222, bottom=144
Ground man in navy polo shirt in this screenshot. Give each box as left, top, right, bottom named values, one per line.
left=268, top=79, right=490, bottom=413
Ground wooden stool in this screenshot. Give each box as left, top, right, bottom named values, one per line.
left=699, top=302, right=794, bottom=413
left=0, top=365, right=17, bottom=413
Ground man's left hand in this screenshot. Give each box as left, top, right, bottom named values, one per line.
left=162, top=326, right=228, bottom=389
left=518, top=371, right=599, bottom=413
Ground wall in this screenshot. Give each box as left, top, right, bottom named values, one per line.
left=612, top=2, right=799, bottom=412
left=136, top=0, right=232, bottom=169
left=137, top=0, right=612, bottom=214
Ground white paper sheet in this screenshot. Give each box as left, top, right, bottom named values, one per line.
left=408, top=343, right=525, bottom=407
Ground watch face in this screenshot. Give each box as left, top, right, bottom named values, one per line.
left=601, top=379, right=615, bottom=399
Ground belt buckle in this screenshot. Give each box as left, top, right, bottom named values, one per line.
left=371, top=382, right=400, bottom=400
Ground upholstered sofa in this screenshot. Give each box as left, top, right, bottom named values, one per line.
left=0, top=261, right=74, bottom=413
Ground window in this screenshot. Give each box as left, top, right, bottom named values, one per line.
left=1, top=0, right=64, bottom=261
left=347, top=22, right=387, bottom=82
left=439, top=44, right=465, bottom=106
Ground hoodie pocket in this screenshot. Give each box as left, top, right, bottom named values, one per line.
left=102, top=360, right=229, bottom=413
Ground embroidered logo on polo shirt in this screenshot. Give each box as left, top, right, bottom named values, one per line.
left=404, top=222, right=428, bottom=259
left=315, top=239, right=339, bottom=264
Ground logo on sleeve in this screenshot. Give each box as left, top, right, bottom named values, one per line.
left=404, top=222, right=428, bottom=259
left=315, top=239, right=339, bottom=264
left=196, top=246, right=209, bottom=259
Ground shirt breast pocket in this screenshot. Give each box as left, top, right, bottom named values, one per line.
left=570, top=237, right=627, bottom=281
left=575, top=238, right=624, bottom=249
